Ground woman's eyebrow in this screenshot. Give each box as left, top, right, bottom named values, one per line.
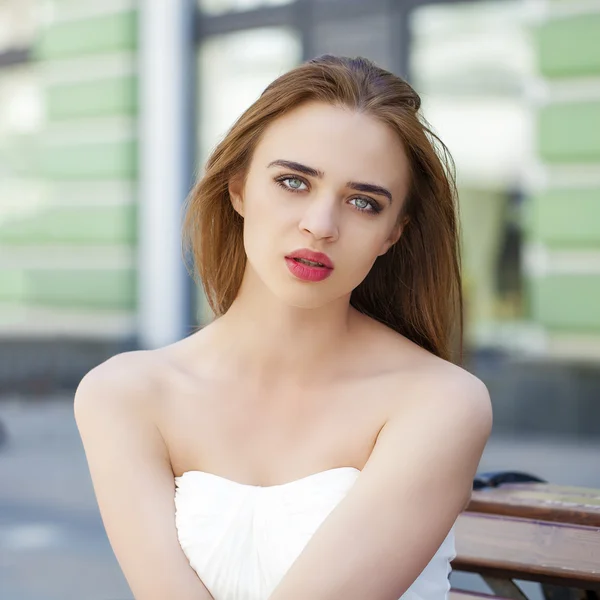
left=267, top=159, right=324, bottom=178
left=347, top=181, right=392, bottom=205
left=267, top=159, right=393, bottom=205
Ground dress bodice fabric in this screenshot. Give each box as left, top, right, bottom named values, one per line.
left=174, top=466, right=456, bottom=600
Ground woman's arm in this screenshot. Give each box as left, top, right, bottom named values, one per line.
left=74, top=352, right=214, bottom=600
left=267, top=367, right=493, bottom=600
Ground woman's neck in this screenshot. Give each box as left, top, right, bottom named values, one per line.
left=203, top=273, right=363, bottom=387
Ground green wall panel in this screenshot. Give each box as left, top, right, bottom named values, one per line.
left=0, top=134, right=39, bottom=177
left=40, top=140, right=137, bottom=179
left=528, top=188, right=600, bottom=247
left=34, top=11, right=137, bottom=60
left=47, top=77, right=138, bottom=121
left=539, top=102, right=600, bottom=163
left=0, top=270, right=28, bottom=302
left=530, top=275, right=600, bottom=332
left=536, top=14, right=600, bottom=78
left=0, top=268, right=136, bottom=309
left=0, top=205, right=137, bottom=244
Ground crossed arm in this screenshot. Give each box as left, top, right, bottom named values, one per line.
left=267, top=370, right=492, bottom=600
left=74, top=352, right=215, bottom=600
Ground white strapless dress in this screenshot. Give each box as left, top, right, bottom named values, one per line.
left=174, top=466, right=456, bottom=600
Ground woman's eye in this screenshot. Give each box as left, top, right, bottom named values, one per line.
left=350, top=197, right=379, bottom=213
left=278, top=176, right=307, bottom=191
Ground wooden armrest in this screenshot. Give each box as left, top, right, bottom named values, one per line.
left=453, top=512, right=600, bottom=590
left=467, top=482, right=600, bottom=527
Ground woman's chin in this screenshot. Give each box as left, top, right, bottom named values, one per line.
left=247, top=263, right=355, bottom=309
left=270, top=281, right=352, bottom=310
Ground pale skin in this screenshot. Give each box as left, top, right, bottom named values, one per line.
left=74, top=101, right=493, bottom=600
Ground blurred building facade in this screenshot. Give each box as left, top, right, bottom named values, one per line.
left=0, top=0, right=598, bottom=435
left=0, top=0, right=139, bottom=391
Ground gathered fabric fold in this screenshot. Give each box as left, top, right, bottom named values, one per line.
left=174, top=468, right=456, bottom=600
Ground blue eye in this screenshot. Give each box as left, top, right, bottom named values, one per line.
left=275, top=176, right=307, bottom=192
left=350, top=197, right=381, bottom=214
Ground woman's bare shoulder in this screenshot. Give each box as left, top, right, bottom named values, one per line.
left=357, top=313, right=468, bottom=376
left=74, top=349, right=170, bottom=418
left=389, top=337, right=489, bottom=404
left=359, top=315, right=490, bottom=412
left=381, top=339, right=492, bottom=438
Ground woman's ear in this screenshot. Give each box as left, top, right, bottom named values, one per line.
left=228, top=174, right=245, bottom=217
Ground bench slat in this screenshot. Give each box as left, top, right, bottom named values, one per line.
left=453, top=512, right=600, bottom=590
left=468, top=484, right=600, bottom=527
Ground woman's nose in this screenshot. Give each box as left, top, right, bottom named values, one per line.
left=298, top=198, right=339, bottom=242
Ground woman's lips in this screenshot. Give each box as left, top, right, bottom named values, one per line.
left=285, top=248, right=334, bottom=269
left=284, top=257, right=333, bottom=282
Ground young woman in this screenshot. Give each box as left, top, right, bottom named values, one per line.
left=75, top=55, right=492, bottom=600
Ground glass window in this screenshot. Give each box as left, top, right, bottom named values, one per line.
left=197, top=26, right=301, bottom=167
left=410, top=0, right=533, bottom=340
left=199, top=0, right=293, bottom=16
left=410, top=0, right=534, bottom=184
left=312, top=12, right=392, bottom=72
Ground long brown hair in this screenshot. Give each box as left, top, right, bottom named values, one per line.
left=182, top=55, right=463, bottom=363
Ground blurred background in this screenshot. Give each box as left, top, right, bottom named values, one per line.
left=0, top=0, right=598, bottom=598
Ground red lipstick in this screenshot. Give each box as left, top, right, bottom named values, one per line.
left=285, top=248, right=334, bottom=282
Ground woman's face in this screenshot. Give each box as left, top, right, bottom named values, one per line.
left=229, top=101, right=411, bottom=308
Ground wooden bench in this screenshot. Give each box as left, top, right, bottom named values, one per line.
left=449, top=471, right=600, bottom=600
